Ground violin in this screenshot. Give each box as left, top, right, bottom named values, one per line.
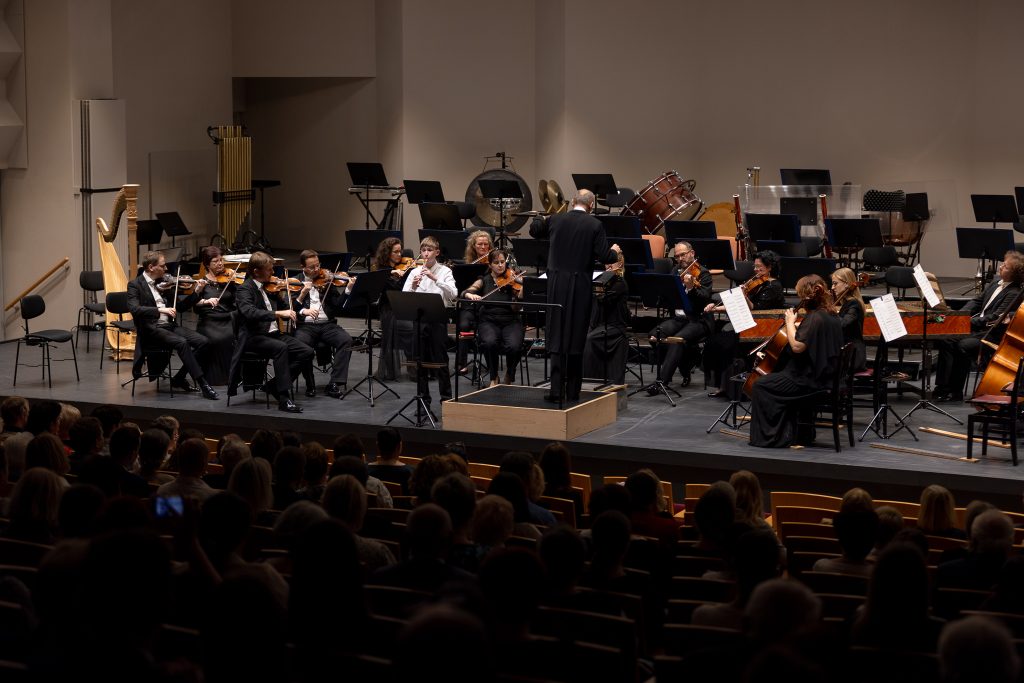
left=208, top=268, right=245, bottom=285
left=681, top=259, right=702, bottom=284
left=264, top=276, right=303, bottom=294
left=471, top=251, right=490, bottom=265
left=478, top=268, right=524, bottom=300
left=391, top=256, right=417, bottom=276
left=741, top=275, right=773, bottom=295
left=310, top=268, right=351, bottom=288
left=156, top=274, right=202, bottom=293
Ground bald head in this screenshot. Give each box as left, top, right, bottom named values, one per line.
left=572, top=189, right=596, bottom=211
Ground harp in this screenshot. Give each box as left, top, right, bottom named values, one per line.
left=95, top=183, right=138, bottom=359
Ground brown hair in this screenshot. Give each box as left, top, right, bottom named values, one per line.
left=729, top=470, right=765, bottom=527
left=141, top=251, right=163, bottom=270
left=299, top=249, right=319, bottom=267
left=919, top=484, right=957, bottom=534
left=1003, top=251, right=1024, bottom=284
left=249, top=251, right=274, bottom=272
left=419, top=236, right=440, bottom=251
left=200, top=245, right=223, bottom=269
left=795, top=274, right=833, bottom=311
left=373, top=237, right=403, bottom=271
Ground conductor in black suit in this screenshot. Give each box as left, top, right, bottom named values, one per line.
left=530, top=189, right=621, bottom=402
left=933, top=250, right=1024, bottom=402
left=227, top=251, right=314, bottom=413
left=127, top=251, right=218, bottom=400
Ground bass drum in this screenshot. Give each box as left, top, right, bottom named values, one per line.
left=622, top=170, right=703, bottom=235
left=466, top=169, right=534, bottom=233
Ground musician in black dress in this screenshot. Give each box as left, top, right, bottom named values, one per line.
left=648, top=241, right=713, bottom=391
left=373, top=237, right=411, bottom=381
left=933, top=250, right=1024, bottom=401
left=583, top=252, right=629, bottom=385
left=830, top=267, right=867, bottom=373
left=703, top=250, right=786, bottom=397
left=461, top=249, right=524, bottom=386
left=457, top=230, right=494, bottom=374
left=181, top=246, right=236, bottom=385
left=749, top=274, right=843, bottom=448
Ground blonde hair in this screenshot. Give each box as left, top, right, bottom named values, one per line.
left=8, top=468, right=63, bottom=531
left=228, top=457, right=273, bottom=515
left=57, top=403, right=80, bottom=440
left=729, top=470, right=765, bottom=527
left=464, top=230, right=493, bottom=262
left=832, top=267, right=865, bottom=310
left=322, top=474, right=367, bottom=532
left=919, top=484, right=957, bottom=534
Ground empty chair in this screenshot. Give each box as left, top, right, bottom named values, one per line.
left=101, top=291, right=135, bottom=372
left=13, top=295, right=79, bottom=388
left=75, top=270, right=106, bottom=351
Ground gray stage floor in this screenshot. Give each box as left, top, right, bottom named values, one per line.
left=2, top=324, right=1022, bottom=508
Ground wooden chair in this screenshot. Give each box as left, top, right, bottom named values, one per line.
left=671, top=554, right=726, bottom=578
left=398, top=455, right=422, bottom=467
left=379, top=480, right=402, bottom=497
left=788, top=551, right=841, bottom=577
left=800, top=571, right=869, bottom=597
left=570, top=472, right=592, bottom=510
left=538, top=495, right=576, bottom=528
left=470, top=475, right=492, bottom=491
left=0, top=539, right=52, bottom=568
left=783, top=535, right=842, bottom=556
left=603, top=476, right=674, bottom=510
left=364, top=585, right=430, bottom=619
left=924, top=535, right=968, bottom=552
left=778, top=522, right=837, bottom=543
left=669, top=576, right=737, bottom=602
left=468, top=461, right=500, bottom=479
left=774, top=507, right=839, bottom=536
left=816, top=592, right=865, bottom=621
left=933, top=587, right=992, bottom=620
left=531, top=606, right=637, bottom=674
left=769, top=491, right=842, bottom=530
left=662, top=623, right=744, bottom=657
left=966, top=355, right=1024, bottom=465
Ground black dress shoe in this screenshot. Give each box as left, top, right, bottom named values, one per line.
left=305, top=385, right=317, bottom=398
left=199, top=380, right=219, bottom=400
left=646, top=385, right=660, bottom=397
left=171, top=377, right=198, bottom=392
left=326, top=383, right=343, bottom=398
left=279, top=398, right=303, bottom=413
left=707, top=389, right=727, bottom=398
left=934, top=392, right=953, bottom=402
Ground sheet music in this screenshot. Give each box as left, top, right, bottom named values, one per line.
left=912, top=264, right=941, bottom=308
left=720, top=287, right=756, bottom=333
left=871, top=293, right=908, bottom=342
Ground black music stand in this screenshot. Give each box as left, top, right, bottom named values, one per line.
left=511, top=239, right=549, bottom=274
left=779, top=197, right=818, bottom=226
left=385, top=291, right=450, bottom=429
left=572, top=173, right=618, bottom=200
left=899, top=295, right=963, bottom=428
left=627, top=273, right=692, bottom=406
left=616, top=238, right=654, bottom=270
left=346, top=229, right=402, bottom=271
left=404, top=180, right=446, bottom=204
left=155, top=212, right=192, bottom=249
left=1015, top=188, right=1024, bottom=220
left=136, top=220, right=163, bottom=265
left=418, top=229, right=466, bottom=263
left=597, top=215, right=642, bottom=240
left=479, top=178, right=523, bottom=249
left=522, top=276, right=551, bottom=387
left=755, top=240, right=807, bottom=258
left=665, top=220, right=717, bottom=246
left=347, top=162, right=390, bottom=229
left=971, top=194, right=1019, bottom=228
left=252, top=179, right=281, bottom=242
left=956, top=227, right=1014, bottom=292
left=689, top=239, right=736, bottom=271
left=342, top=268, right=400, bottom=406
left=745, top=213, right=801, bottom=243
left=779, top=257, right=838, bottom=290
left=419, top=203, right=462, bottom=230
left=859, top=335, right=918, bottom=441
left=826, top=218, right=884, bottom=269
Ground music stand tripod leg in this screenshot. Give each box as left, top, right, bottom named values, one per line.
left=627, top=334, right=681, bottom=406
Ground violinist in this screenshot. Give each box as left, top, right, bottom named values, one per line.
left=227, top=251, right=314, bottom=413
left=373, top=237, right=410, bottom=381
left=830, top=267, right=867, bottom=373
left=457, top=230, right=494, bottom=374
left=583, top=251, right=629, bottom=385
left=293, top=249, right=354, bottom=398
left=462, top=249, right=524, bottom=386
left=402, top=236, right=457, bottom=405
left=127, top=251, right=218, bottom=400
left=933, top=250, right=1024, bottom=402
left=647, top=241, right=714, bottom=393
left=180, top=246, right=237, bottom=385
left=749, top=274, right=843, bottom=448
left=703, top=250, right=785, bottom=397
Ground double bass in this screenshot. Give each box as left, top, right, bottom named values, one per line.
left=973, top=297, right=1024, bottom=403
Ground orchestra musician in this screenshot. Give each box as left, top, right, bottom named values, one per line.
left=933, top=250, right=1024, bottom=402
left=647, top=241, right=713, bottom=393
left=181, top=246, right=236, bottom=385
left=530, top=189, right=621, bottom=403
left=749, top=274, right=843, bottom=448
left=294, top=249, right=355, bottom=398
left=461, top=249, right=524, bottom=386
left=583, top=251, right=629, bottom=385
left=402, top=236, right=457, bottom=406
left=457, top=229, right=495, bottom=374
left=703, top=250, right=786, bottom=397
left=830, top=267, right=867, bottom=373
left=127, top=251, right=218, bottom=400
left=373, top=237, right=410, bottom=381
left=227, top=251, right=314, bottom=413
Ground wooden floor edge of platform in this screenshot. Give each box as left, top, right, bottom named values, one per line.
left=870, top=442, right=982, bottom=462
left=919, top=426, right=1011, bottom=449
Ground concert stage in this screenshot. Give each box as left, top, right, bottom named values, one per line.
left=2, top=331, right=1023, bottom=511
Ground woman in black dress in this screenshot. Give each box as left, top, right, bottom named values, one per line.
left=749, top=274, right=843, bottom=448
left=583, top=252, right=629, bottom=385
left=373, top=237, right=411, bottom=381
left=182, top=246, right=237, bottom=385
left=703, top=250, right=786, bottom=397
left=457, top=230, right=494, bottom=374
left=830, top=267, right=867, bottom=373
left=461, top=249, right=524, bottom=386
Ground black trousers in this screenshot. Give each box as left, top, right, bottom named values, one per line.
left=650, top=317, right=708, bottom=383
left=478, top=320, right=524, bottom=381
left=549, top=353, right=584, bottom=401
left=294, top=321, right=353, bottom=386
left=243, top=332, right=315, bottom=394
left=414, top=321, right=451, bottom=401
left=456, top=308, right=477, bottom=369
left=935, top=334, right=983, bottom=397
left=143, top=324, right=209, bottom=382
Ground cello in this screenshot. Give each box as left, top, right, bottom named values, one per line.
left=742, top=294, right=813, bottom=398
left=973, top=296, right=1024, bottom=403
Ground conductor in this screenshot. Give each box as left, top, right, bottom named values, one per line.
left=530, top=189, right=621, bottom=402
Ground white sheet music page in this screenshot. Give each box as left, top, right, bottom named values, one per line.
left=912, top=264, right=941, bottom=308
left=872, top=293, right=908, bottom=342
left=720, top=287, right=756, bottom=333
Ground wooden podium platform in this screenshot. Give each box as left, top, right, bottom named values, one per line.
left=443, top=385, right=617, bottom=440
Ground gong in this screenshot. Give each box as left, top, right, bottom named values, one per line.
left=466, top=169, right=533, bottom=232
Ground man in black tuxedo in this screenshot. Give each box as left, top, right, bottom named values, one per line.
left=293, top=249, right=354, bottom=398
left=530, top=190, right=621, bottom=402
left=934, top=250, right=1024, bottom=401
left=127, top=251, right=218, bottom=400
left=227, top=251, right=314, bottom=413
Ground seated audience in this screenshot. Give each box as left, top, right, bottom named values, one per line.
left=266, top=500, right=327, bottom=576
left=4, top=467, right=63, bottom=543
left=499, top=451, right=556, bottom=526
left=228, top=457, right=276, bottom=526
left=624, top=469, right=682, bottom=544
left=367, top=426, right=414, bottom=495
left=693, top=528, right=782, bottom=629
left=332, top=434, right=394, bottom=507
left=470, top=494, right=515, bottom=556
left=205, top=437, right=250, bottom=490
left=67, top=417, right=104, bottom=475
left=937, top=509, right=1014, bottom=591
left=137, top=428, right=173, bottom=485
left=25, top=433, right=70, bottom=479
left=322, top=474, right=397, bottom=573
left=939, top=615, right=1021, bottom=683
left=431, top=473, right=481, bottom=572
left=108, top=424, right=149, bottom=498
left=156, top=438, right=215, bottom=502
left=920, top=484, right=966, bottom=539
left=539, top=441, right=584, bottom=515
left=370, top=503, right=474, bottom=592
left=812, top=507, right=878, bottom=577
left=271, top=446, right=306, bottom=510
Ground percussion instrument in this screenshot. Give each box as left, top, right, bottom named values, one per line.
left=622, top=170, right=703, bottom=235
left=466, top=169, right=533, bottom=232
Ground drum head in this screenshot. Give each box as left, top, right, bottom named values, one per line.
left=466, top=169, right=534, bottom=232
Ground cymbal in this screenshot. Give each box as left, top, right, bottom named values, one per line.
left=513, top=211, right=550, bottom=217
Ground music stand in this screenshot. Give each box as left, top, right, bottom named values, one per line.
left=347, top=162, right=390, bottom=229
left=1015, top=188, right=1024, bottom=220
left=155, top=212, right=192, bottom=249
left=779, top=257, right=838, bottom=290
left=826, top=218, right=884, bottom=268
left=779, top=197, right=818, bottom=226
left=342, top=268, right=400, bottom=406
left=479, top=178, right=524, bottom=249
left=571, top=173, right=618, bottom=199
left=418, top=229, right=467, bottom=264
left=616, top=238, right=654, bottom=270
left=971, top=194, right=1019, bottom=228
left=385, top=290, right=450, bottom=429
left=754, top=240, right=807, bottom=258
left=597, top=215, right=642, bottom=239
left=665, top=220, right=717, bottom=246
left=512, top=238, right=549, bottom=274
left=419, top=203, right=462, bottom=230
left=252, top=179, right=281, bottom=242
left=522, top=276, right=550, bottom=387
left=404, top=180, right=446, bottom=204
left=345, top=229, right=402, bottom=271
left=136, top=219, right=163, bottom=249
left=627, top=273, right=692, bottom=406
left=955, top=227, right=1014, bottom=291
left=688, top=239, right=736, bottom=271
left=745, top=213, right=801, bottom=243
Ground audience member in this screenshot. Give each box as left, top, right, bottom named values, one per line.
left=937, top=509, right=1014, bottom=590
left=471, top=494, right=515, bottom=554
left=730, top=470, right=772, bottom=532
left=90, top=404, right=124, bottom=449
left=395, top=604, right=494, bottom=683
left=271, top=446, right=305, bottom=510
left=329, top=453, right=394, bottom=508
left=202, top=574, right=289, bottom=683
left=920, top=484, right=965, bottom=539
left=0, top=396, right=29, bottom=433
left=57, top=483, right=105, bottom=539
left=840, top=487, right=873, bottom=513
left=939, top=615, right=1021, bottom=683
left=367, top=426, right=414, bottom=495
left=108, top=424, right=149, bottom=497
left=499, top=451, right=556, bottom=526
left=812, top=507, right=878, bottom=576
left=266, top=500, right=327, bottom=576
left=432, top=472, right=480, bottom=572
left=25, top=433, right=70, bottom=478
left=3, top=467, right=63, bottom=543
left=322, top=474, right=397, bottom=572
left=56, top=403, right=80, bottom=445
left=538, top=524, right=586, bottom=604
left=410, top=454, right=457, bottom=507
left=248, top=428, right=282, bottom=462
left=539, top=441, right=584, bottom=515
left=487, top=472, right=542, bottom=540
left=205, top=437, right=250, bottom=490
left=298, top=441, right=329, bottom=502
left=693, top=528, right=782, bottom=629
left=228, top=457, right=275, bottom=525
left=745, top=579, right=822, bottom=647
left=26, top=400, right=62, bottom=436
left=152, top=415, right=180, bottom=465
left=157, top=438, right=215, bottom=502
left=692, top=481, right=737, bottom=557
left=137, top=428, right=173, bottom=485
left=371, top=503, right=474, bottom=592
left=870, top=505, right=904, bottom=561
left=67, top=417, right=103, bottom=475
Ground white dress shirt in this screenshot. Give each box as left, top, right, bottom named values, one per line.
left=981, top=280, right=1007, bottom=315
left=255, top=281, right=279, bottom=333
left=302, top=283, right=330, bottom=323
left=402, top=262, right=457, bottom=307
left=143, top=273, right=172, bottom=324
